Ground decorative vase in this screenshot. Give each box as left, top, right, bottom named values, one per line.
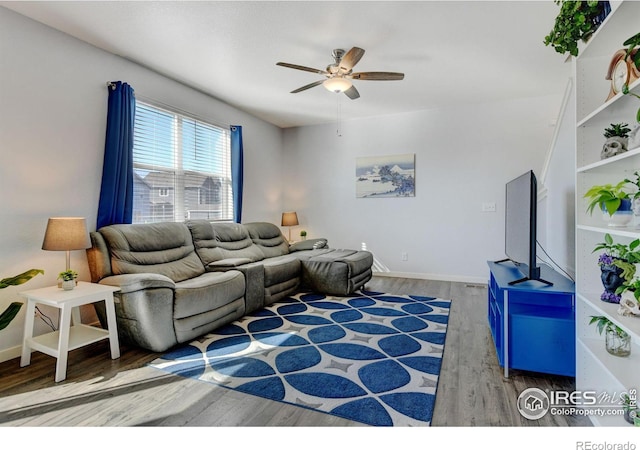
left=62, top=280, right=75, bottom=291
left=600, top=259, right=625, bottom=303
left=602, top=199, right=633, bottom=227
left=605, top=328, right=631, bottom=357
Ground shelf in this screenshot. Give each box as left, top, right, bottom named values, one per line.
left=577, top=293, right=640, bottom=341
left=577, top=1, right=634, bottom=60
left=577, top=78, right=640, bottom=127
left=576, top=224, right=640, bottom=239
left=576, top=341, right=634, bottom=427
left=577, top=146, right=640, bottom=174
left=580, top=337, right=639, bottom=389
left=27, top=324, right=109, bottom=358
left=574, top=1, right=640, bottom=426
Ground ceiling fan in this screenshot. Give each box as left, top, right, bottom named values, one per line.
left=276, top=47, right=404, bottom=100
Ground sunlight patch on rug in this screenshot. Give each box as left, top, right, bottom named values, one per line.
left=150, top=290, right=451, bottom=426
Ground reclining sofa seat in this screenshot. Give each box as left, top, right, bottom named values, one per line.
left=187, top=220, right=301, bottom=311
left=86, top=220, right=374, bottom=353
left=243, top=222, right=373, bottom=296
left=87, top=222, right=246, bottom=352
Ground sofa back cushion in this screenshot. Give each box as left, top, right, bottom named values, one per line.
left=98, top=222, right=205, bottom=282
left=245, top=222, right=290, bottom=258
left=187, top=220, right=264, bottom=267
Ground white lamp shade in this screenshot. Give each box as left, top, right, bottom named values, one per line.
left=323, top=77, right=352, bottom=93
left=281, top=212, right=299, bottom=227
left=42, top=217, right=91, bottom=251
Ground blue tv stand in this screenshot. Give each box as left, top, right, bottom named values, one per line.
left=487, top=261, right=575, bottom=378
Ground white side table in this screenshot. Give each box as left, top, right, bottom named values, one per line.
left=19, top=282, right=120, bottom=382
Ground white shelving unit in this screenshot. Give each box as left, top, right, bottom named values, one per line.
left=574, top=0, right=640, bottom=427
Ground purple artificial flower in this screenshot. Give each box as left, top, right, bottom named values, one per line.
left=601, top=291, right=621, bottom=303
left=598, top=253, right=615, bottom=266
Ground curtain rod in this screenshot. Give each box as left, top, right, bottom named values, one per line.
left=105, top=81, right=232, bottom=130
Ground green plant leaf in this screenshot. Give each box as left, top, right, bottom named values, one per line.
left=0, top=269, right=44, bottom=290
left=603, top=198, right=622, bottom=216
left=0, top=302, right=23, bottom=331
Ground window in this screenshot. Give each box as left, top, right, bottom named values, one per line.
left=132, top=102, right=233, bottom=223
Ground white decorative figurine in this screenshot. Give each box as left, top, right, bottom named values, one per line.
left=618, top=291, right=640, bottom=317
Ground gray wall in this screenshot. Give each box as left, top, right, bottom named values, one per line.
left=282, top=96, right=566, bottom=282
left=0, top=7, right=283, bottom=358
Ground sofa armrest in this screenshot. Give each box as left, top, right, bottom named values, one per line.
left=99, top=273, right=176, bottom=294
left=289, top=238, right=328, bottom=252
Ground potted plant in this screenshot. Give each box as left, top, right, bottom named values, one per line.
left=593, top=233, right=640, bottom=303
left=601, top=123, right=631, bottom=159
left=0, top=269, right=44, bottom=330
left=300, top=230, right=307, bottom=241
left=58, top=270, right=78, bottom=291
left=623, top=32, right=640, bottom=73
left=584, top=180, right=634, bottom=226
left=543, top=0, right=609, bottom=57
left=589, top=315, right=631, bottom=356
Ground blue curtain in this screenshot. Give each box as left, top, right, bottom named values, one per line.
left=96, top=81, right=135, bottom=229
left=231, top=125, right=244, bottom=223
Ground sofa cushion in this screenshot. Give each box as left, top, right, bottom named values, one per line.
left=173, top=271, right=245, bottom=319
left=245, top=222, right=290, bottom=258
left=188, top=220, right=264, bottom=267
left=98, top=222, right=205, bottom=282
left=261, top=254, right=301, bottom=287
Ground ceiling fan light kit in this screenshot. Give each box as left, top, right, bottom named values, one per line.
left=277, top=46, right=404, bottom=100
left=323, top=77, right=352, bottom=93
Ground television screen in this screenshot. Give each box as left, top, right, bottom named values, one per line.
left=503, top=170, right=551, bottom=286
left=505, top=171, right=534, bottom=266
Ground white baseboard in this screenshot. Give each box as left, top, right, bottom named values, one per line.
left=0, top=345, right=22, bottom=364
left=372, top=271, right=487, bottom=285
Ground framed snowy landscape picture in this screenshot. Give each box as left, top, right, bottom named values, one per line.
left=355, top=153, right=415, bottom=198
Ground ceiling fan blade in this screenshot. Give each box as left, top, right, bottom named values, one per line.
left=344, top=85, right=360, bottom=100
left=290, top=79, right=325, bottom=94
left=277, top=62, right=328, bottom=75
left=339, top=47, right=365, bottom=72
left=351, top=72, right=405, bottom=81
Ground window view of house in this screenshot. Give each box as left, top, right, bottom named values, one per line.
left=132, top=102, right=233, bottom=223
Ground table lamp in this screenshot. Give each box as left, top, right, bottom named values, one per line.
left=42, top=217, right=91, bottom=272
left=281, top=211, right=299, bottom=243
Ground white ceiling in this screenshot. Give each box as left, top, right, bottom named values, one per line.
left=2, top=0, right=571, bottom=128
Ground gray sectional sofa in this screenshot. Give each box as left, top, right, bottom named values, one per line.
left=87, top=220, right=373, bottom=352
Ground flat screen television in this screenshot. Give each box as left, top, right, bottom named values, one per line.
left=498, top=170, right=552, bottom=286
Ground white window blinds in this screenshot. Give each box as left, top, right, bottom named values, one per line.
left=132, top=102, right=233, bottom=223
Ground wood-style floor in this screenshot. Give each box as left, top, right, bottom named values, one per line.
left=0, top=276, right=591, bottom=427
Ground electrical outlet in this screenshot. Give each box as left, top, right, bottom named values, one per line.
left=401, top=252, right=408, bottom=261
left=482, top=202, right=496, bottom=212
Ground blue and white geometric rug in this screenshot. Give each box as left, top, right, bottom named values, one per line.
left=150, top=290, right=451, bottom=426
